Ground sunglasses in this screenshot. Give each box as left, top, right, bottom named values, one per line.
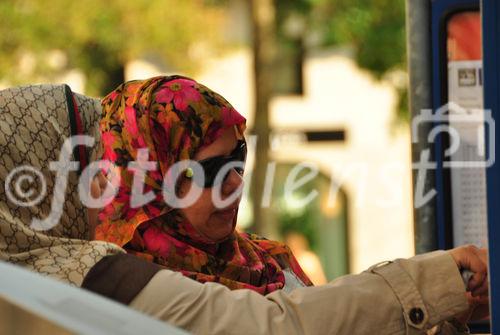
left=185, top=140, right=247, bottom=188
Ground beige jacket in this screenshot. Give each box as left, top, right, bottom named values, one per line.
left=129, top=250, right=469, bottom=335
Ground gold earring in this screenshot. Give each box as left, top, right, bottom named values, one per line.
left=185, top=167, right=194, bottom=178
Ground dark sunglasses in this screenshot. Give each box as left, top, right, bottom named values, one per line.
left=186, top=140, right=247, bottom=188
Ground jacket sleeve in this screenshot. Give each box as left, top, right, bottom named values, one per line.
left=127, top=250, right=469, bottom=335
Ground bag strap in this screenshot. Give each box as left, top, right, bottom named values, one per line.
left=64, top=84, right=88, bottom=175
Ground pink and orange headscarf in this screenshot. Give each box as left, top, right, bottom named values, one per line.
left=95, top=75, right=312, bottom=294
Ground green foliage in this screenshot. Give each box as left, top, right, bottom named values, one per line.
left=272, top=164, right=331, bottom=252
left=278, top=200, right=320, bottom=251
left=0, top=0, right=225, bottom=95
left=304, top=0, right=406, bottom=76
left=275, top=0, right=408, bottom=119
left=0, top=0, right=408, bottom=116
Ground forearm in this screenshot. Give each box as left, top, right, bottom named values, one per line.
left=128, top=251, right=468, bottom=335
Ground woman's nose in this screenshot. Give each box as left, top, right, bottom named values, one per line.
left=221, top=168, right=244, bottom=196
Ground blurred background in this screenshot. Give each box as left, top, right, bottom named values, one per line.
left=0, top=0, right=412, bottom=284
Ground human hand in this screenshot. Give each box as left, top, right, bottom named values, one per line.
left=454, top=291, right=490, bottom=324
left=449, top=246, right=490, bottom=323
left=449, top=245, right=488, bottom=296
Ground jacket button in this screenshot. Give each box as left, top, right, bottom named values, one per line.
left=409, top=307, right=425, bottom=324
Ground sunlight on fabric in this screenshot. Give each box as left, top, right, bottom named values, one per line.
left=0, top=261, right=188, bottom=335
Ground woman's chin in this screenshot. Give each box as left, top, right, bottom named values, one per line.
left=204, top=215, right=236, bottom=242
left=209, top=228, right=235, bottom=242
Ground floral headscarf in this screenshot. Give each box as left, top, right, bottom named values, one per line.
left=95, top=75, right=312, bottom=294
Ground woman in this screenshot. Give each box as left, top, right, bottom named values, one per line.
left=87, top=76, right=487, bottom=333
left=0, top=84, right=124, bottom=285
left=0, top=83, right=487, bottom=334
left=93, top=75, right=313, bottom=294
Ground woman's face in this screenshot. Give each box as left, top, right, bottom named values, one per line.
left=87, top=127, right=244, bottom=242
left=178, top=127, right=244, bottom=242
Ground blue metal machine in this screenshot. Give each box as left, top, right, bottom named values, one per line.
left=483, top=0, right=500, bottom=331
left=410, top=0, right=499, bottom=331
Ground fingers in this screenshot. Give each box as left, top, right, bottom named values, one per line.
left=474, top=249, right=490, bottom=297
left=461, top=245, right=487, bottom=290
left=452, top=246, right=491, bottom=323
left=477, top=248, right=488, bottom=266
left=472, top=282, right=489, bottom=298
left=469, top=295, right=491, bottom=321
left=450, top=245, right=489, bottom=294
left=471, top=305, right=491, bottom=322
left=471, top=295, right=490, bottom=305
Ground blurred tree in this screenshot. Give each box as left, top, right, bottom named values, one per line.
left=250, top=0, right=278, bottom=238
left=0, top=0, right=226, bottom=96
left=275, top=0, right=408, bottom=119
left=314, top=0, right=406, bottom=77
left=249, top=0, right=407, bottom=237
